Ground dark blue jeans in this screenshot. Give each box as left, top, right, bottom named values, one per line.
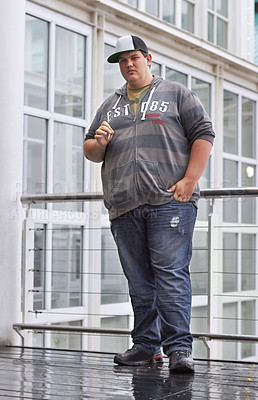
left=111, top=200, right=197, bottom=356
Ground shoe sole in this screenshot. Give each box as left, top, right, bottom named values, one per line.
left=114, top=354, right=163, bottom=366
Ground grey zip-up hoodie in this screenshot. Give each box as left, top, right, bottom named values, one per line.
left=85, top=76, right=215, bottom=220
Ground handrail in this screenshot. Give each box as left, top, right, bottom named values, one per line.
left=20, top=187, right=258, bottom=204
left=13, top=322, right=258, bottom=343
left=20, top=192, right=104, bottom=204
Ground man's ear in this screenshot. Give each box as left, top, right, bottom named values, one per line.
left=146, top=53, right=152, bottom=67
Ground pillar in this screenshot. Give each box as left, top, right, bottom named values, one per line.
left=0, top=0, right=26, bottom=344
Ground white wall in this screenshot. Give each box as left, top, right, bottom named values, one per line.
left=0, top=0, right=25, bottom=344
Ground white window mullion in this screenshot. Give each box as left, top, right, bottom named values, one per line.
left=138, top=0, right=145, bottom=12
left=237, top=94, right=242, bottom=225
left=175, top=0, right=182, bottom=28
left=238, top=95, right=242, bottom=161
left=160, top=63, right=166, bottom=80
left=47, top=118, right=54, bottom=199
left=213, top=9, right=217, bottom=46
left=47, top=21, right=55, bottom=202
left=187, top=73, right=191, bottom=90
left=85, top=33, right=92, bottom=125
left=23, top=116, right=29, bottom=188
left=48, top=21, right=55, bottom=115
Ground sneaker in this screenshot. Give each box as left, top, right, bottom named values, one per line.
left=169, top=350, right=195, bottom=374
left=114, top=346, right=163, bottom=366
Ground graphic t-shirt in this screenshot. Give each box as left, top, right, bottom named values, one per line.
left=127, top=84, right=150, bottom=115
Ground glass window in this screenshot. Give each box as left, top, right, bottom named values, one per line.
left=119, top=0, right=138, bottom=6
left=208, top=0, right=214, bottom=10
left=198, top=166, right=210, bottom=221
left=162, top=0, right=175, bottom=24
left=191, top=77, right=211, bottom=221
left=182, top=0, right=194, bottom=33
left=191, top=307, right=207, bottom=358
left=223, top=90, right=238, bottom=154
left=241, top=301, right=255, bottom=358
left=216, top=0, right=228, bottom=17
left=191, top=77, right=210, bottom=115
left=217, top=17, right=228, bottom=49
left=101, top=228, right=129, bottom=304
left=23, top=115, right=47, bottom=194
left=51, top=226, right=82, bottom=309
left=223, top=233, right=238, bottom=292
left=24, top=15, right=48, bottom=109
left=50, top=320, right=82, bottom=350
left=241, top=163, right=256, bottom=223
left=241, top=234, right=255, bottom=291
left=151, top=61, right=161, bottom=76
left=223, top=303, right=237, bottom=359
left=207, top=13, right=214, bottom=43
left=166, top=67, right=187, bottom=86
left=242, top=97, right=255, bottom=159
left=208, top=0, right=228, bottom=49
left=24, top=16, right=88, bottom=204
left=53, top=123, right=84, bottom=211
left=55, top=27, right=85, bottom=118
left=104, top=44, right=125, bottom=99
left=223, top=159, right=238, bottom=223
left=191, top=232, right=208, bottom=295
left=223, top=89, right=257, bottom=224
left=33, top=224, right=45, bottom=310
left=128, top=0, right=138, bottom=5
left=146, top=0, right=159, bottom=17
left=101, top=316, right=129, bottom=353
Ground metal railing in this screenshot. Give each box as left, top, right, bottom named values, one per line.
left=16, top=188, right=258, bottom=360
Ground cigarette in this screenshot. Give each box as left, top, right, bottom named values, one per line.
left=107, top=128, right=113, bottom=140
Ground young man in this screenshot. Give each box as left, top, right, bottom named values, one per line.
left=84, top=35, right=215, bottom=373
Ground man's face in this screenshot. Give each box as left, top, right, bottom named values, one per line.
left=118, top=50, right=152, bottom=88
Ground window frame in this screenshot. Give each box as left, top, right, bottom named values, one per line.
left=25, top=1, right=92, bottom=198
left=223, top=81, right=258, bottom=225
left=207, top=0, right=229, bottom=49
left=24, top=1, right=93, bottom=348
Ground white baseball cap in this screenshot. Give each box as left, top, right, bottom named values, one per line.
left=107, top=35, right=149, bottom=63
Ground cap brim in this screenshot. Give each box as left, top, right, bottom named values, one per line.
left=107, top=48, right=141, bottom=63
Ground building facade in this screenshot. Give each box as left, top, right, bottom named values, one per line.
left=1, top=0, right=258, bottom=361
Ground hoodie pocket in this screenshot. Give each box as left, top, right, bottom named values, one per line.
left=102, top=161, right=135, bottom=209
left=136, top=160, right=169, bottom=199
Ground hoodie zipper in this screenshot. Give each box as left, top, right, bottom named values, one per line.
left=111, top=82, right=158, bottom=198
left=134, top=85, right=157, bottom=197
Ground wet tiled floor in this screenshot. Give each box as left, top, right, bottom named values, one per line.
left=0, top=346, right=257, bottom=399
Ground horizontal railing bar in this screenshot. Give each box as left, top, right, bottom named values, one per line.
left=20, top=187, right=258, bottom=204
left=13, top=323, right=258, bottom=343
left=13, top=323, right=130, bottom=335
left=20, top=193, right=104, bottom=204
left=200, top=187, right=258, bottom=198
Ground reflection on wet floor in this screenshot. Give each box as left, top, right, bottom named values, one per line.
left=0, top=346, right=257, bottom=399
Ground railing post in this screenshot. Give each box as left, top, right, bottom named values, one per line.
left=207, top=198, right=215, bottom=358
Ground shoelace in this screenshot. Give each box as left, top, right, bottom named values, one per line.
left=126, top=346, right=139, bottom=354
left=174, top=350, right=191, bottom=357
